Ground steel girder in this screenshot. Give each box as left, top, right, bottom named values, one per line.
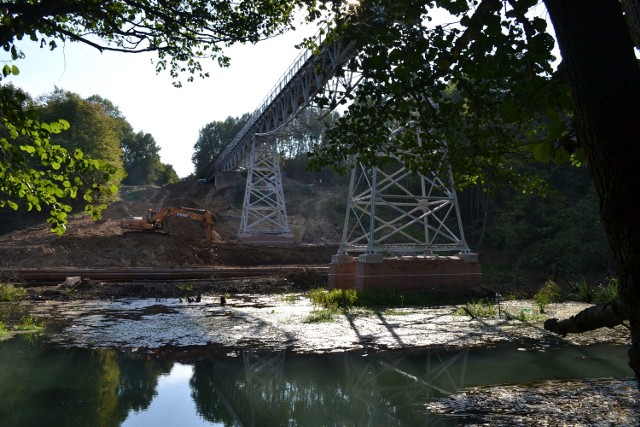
left=203, top=27, right=356, bottom=181
left=338, top=160, right=471, bottom=255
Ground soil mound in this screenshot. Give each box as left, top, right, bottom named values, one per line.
left=0, top=179, right=343, bottom=268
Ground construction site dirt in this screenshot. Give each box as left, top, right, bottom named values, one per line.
left=0, top=179, right=342, bottom=270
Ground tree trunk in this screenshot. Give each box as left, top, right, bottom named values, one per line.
left=622, top=0, right=640, bottom=47
left=543, top=0, right=640, bottom=387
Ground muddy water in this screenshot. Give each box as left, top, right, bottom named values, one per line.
left=0, top=336, right=634, bottom=427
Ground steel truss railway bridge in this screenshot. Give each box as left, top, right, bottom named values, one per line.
left=200, top=24, right=477, bottom=276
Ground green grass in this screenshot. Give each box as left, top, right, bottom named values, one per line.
left=307, top=288, right=358, bottom=308
left=302, top=287, right=444, bottom=324
left=303, top=308, right=340, bottom=323
left=0, top=321, right=9, bottom=339
left=593, top=278, right=619, bottom=304
left=306, top=287, right=435, bottom=311
left=569, top=277, right=619, bottom=304
left=454, top=300, right=498, bottom=318
left=0, top=283, right=27, bottom=302
left=281, top=294, right=298, bottom=304
left=16, top=316, right=45, bottom=334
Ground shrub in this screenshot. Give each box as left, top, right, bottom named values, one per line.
left=569, top=277, right=619, bottom=304
left=307, top=288, right=357, bottom=309
left=535, top=280, right=561, bottom=313
left=593, top=277, right=618, bottom=304
left=0, top=283, right=27, bottom=302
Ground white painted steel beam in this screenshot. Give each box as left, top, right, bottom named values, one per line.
left=239, top=135, right=292, bottom=238
left=338, top=159, right=470, bottom=256
left=203, top=24, right=357, bottom=181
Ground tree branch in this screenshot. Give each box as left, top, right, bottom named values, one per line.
left=544, top=299, right=629, bottom=337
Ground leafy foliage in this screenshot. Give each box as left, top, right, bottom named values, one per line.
left=482, top=165, right=612, bottom=281
left=309, top=0, right=578, bottom=193
left=0, top=0, right=318, bottom=86
left=1, top=0, right=324, bottom=233
left=1, top=83, right=117, bottom=234
left=37, top=89, right=125, bottom=201
left=122, top=130, right=178, bottom=185
left=192, top=114, right=249, bottom=177
left=535, top=280, right=561, bottom=313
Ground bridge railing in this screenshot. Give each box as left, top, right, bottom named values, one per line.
left=211, top=23, right=332, bottom=176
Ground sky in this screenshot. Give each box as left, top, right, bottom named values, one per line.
left=4, top=23, right=319, bottom=178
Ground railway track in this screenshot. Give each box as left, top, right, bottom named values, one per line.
left=0, top=265, right=328, bottom=285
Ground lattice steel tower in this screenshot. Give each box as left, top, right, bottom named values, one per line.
left=238, top=134, right=292, bottom=239
left=338, top=159, right=470, bottom=256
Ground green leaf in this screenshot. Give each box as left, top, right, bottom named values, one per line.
left=532, top=141, right=554, bottom=163
left=20, top=144, right=36, bottom=154
left=545, top=109, right=566, bottom=141
left=552, top=147, right=570, bottom=165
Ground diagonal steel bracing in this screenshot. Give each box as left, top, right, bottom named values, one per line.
left=339, top=159, right=470, bottom=255
left=200, top=23, right=359, bottom=240
left=239, top=135, right=292, bottom=237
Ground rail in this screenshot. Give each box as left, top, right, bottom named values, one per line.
left=1, top=266, right=329, bottom=285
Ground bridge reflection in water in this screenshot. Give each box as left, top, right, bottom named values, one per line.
left=0, top=337, right=631, bottom=427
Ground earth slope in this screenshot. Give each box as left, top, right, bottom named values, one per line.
left=0, top=179, right=342, bottom=268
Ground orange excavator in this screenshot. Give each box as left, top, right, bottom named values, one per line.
left=120, top=207, right=214, bottom=242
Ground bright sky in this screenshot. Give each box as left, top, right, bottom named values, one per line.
left=5, top=25, right=318, bottom=178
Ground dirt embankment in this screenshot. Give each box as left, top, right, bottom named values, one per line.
left=0, top=179, right=343, bottom=269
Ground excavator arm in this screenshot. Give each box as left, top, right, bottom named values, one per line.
left=120, top=206, right=214, bottom=242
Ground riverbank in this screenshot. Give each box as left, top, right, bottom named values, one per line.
left=25, top=294, right=630, bottom=352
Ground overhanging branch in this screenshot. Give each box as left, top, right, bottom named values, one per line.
left=544, top=299, right=629, bottom=337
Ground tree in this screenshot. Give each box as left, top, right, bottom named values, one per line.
left=1, top=0, right=318, bottom=232
left=121, top=130, right=162, bottom=185
left=1, top=83, right=118, bottom=233
left=86, top=95, right=178, bottom=185
left=37, top=89, right=125, bottom=201
left=543, top=0, right=640, bottom=385
left=39, top=89, right=125, bottom=172
left=306, top=0, right=640, bottom=386
left=276, top=107, right=339, bottom=159
left=192, top=114, right=250, bottom=177
left=155, top=163, right=179, bottom=185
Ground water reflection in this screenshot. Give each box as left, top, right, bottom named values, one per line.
left=0, top=338, right=632, bottom=427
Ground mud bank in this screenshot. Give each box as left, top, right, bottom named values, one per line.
left=24, top=295, right=629, bottom=352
